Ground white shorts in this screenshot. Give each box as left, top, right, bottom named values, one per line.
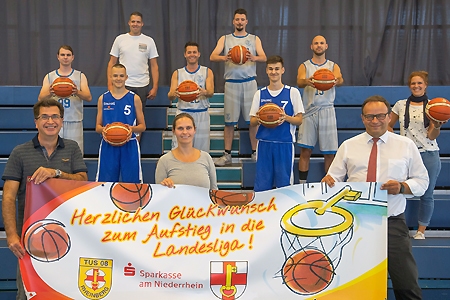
left=60, top=121, right=84, bottom=154
left=297, top=106, right=338, bottom=154
left=224, top=79, right=257, bottom=125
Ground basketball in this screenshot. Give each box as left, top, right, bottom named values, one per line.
left=23, top=219, right=71, bottom=262
left=52, top=77, right=75, bottom=97
left=103, top=122, right=132, bottom=146
left=209, top=190, right=255, bottom=208
left=257, top=103, right=284, bottom=128
left=282, top=249, right=334, bottom=295
left=110, top=183, right=152, bottom=212
left=230, top=45, right=248, bottom=65
left=425, top=97, right=450, bottom=122
left=177, top=80, right=200, bottom=102
left=312, top=69, right=335, bottom=91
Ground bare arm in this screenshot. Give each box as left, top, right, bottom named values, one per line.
left=95, top=95, right=104, bottom=134
left=132, top=94, right=146, bottom=133
left=38, top=75, right=52, bottom=101
left=30, top=166, right=88, bottom=184
left=427, top=118, right=447, bottom=140
left=297, top=64, right=314, bottom=88
left=199, top=68, right=215, bottom=98
left=167, top=70, right=179, bottom=101
left=247, top=36, right=267, bottom=63
left=76, top=73, right=92, bottom=101
left=147, top=58, right=159, bottom=100
left=250, top=115, right=260, bottom=127
left=284, top=112, right=303, bottom=126
left=388, top=112, right=399, bottom=132
left=2, top=180, right=25, bottom=258
left=107, top=55, right=118, bottom=91
left=333, top=64, right=344, bottom=86
left=210, top=36, right=228, bottom=62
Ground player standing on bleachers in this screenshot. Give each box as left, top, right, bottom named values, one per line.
left=249, top=55, right=304, bottom=192
left=38, top=45, right=92, bottom=155
left=296, top=35, right=343, bottom=183
left=210, top=8, right=267, bottom=166
left=96, top=64, right=146, bottom=183
left=167, top=41, right=214, bottom=153
left=2, top=99, right=88, bottom=300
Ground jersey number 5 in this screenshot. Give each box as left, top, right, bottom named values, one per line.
left=124, top=105, right=132, bottom=116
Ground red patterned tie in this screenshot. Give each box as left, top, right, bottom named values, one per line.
left=366, top=138, right=379, bottom=182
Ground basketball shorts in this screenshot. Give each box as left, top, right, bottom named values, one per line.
left=60, top=121, right=84, bottom=155
left=96, top=138, right=142, bottom=183
left=172, top=109, right=210, bottom=152
left=297, top=106, right=338, bottom=154
left=224, top=80, right=257, bottom=125
left=254, top=141, right=294, bottom=192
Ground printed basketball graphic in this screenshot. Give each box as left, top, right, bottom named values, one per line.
left=282, top=249, right=334, bottom=295
left=23, top=219, right=71, bottom=262
left=209, top=190, right=255, bottom=207
left=110, top=183, right=152, bottom=212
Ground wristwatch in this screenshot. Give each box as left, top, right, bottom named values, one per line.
left=55, top=169, right=62, bottom=178
left=399, top=182, right=405, bottom=194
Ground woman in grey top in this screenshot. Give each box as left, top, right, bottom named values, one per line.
left=155, top=113, right=218, bottom=189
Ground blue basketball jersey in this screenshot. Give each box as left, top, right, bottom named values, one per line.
left=256, top=85, right=296, bottom=143
left=102, top=91, right=137, bottom=138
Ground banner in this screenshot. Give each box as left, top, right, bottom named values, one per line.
left=21, top=179, right=387, bottom=300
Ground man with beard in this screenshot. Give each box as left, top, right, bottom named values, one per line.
left=210, top=8, right=267, bottom=166
left=296, top=35, right=344, bottom=183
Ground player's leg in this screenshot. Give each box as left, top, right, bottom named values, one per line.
left=96, top=141, right=120, bottom=182
left=274, top=143, right=295, bottom=189
left=318, top=107, right=338, bottom=174
left=242, top=80, right=258, bottom=159
left=62, top=121, right=84, bottom=155
left=254, top=141, right=274, bottom=192
left=192, top=110, right=210, bottom=153
left=297, top=113, right=318, bottom=183
left=120, top=138, right=143, bottom=183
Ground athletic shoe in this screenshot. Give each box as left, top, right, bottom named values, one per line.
left=413, top=231, right=425, bottom=240
left=251, top=152, right=257, bottom=162
left=214, top=152, right=232, bottom=166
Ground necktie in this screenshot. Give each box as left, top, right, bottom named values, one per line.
left=366, top=138, right=379, bottom=182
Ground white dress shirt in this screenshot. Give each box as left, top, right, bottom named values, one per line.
left=328, top=131, right=429, bottom=216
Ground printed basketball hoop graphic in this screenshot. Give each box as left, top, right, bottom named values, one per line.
left=278, top=186, right=361, bottom=295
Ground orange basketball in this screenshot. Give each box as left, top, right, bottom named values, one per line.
left=23, top=219, right=71, bottom=262
left=230, top=45, right=248, bottom=65
left=425, top=97, right=450, bottom=122
left=177, top=80, right=200, bottom=102
left=52, top=77, right=75, bottom=97
left=209, top=190, right=255, bottom=208
left=110, top=183, right=152, bottom=212
left=312, top=69, right=335, bottom=91
left=103, top=122, right=132, bottom=146
left=282, top=249, right=334, bottom=295
left=257, top=103, right=284, bottom=128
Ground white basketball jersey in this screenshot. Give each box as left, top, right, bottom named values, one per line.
left=224, top=33, right=257, bottom=80
left=177, top=65, right=210, bottom=111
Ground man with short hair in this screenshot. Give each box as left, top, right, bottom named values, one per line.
left=38, top=45, right=92, bottom=154
left=210, top=8, right=267, bottom=165
left=2, top=99, right=88, bottom=300
left=168, top=41, right=214, bottom=152
left=322, top=95, right=428, bottom=299
left=107, top=11, right=159, bottom=142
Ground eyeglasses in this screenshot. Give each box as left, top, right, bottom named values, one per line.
left=363, top=113, right=388, bottom=121
left=36, top=114, right=62, bottom=121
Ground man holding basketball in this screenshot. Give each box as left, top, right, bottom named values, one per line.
left=38, top=45, right=92, bottom=155
left=96, top=64, right=146, bottom=183
left=297, top=35, right=344, bottom=182
left=210, top=8, right=267, bottom=166
left=2, top=99, right=88, bottom=300
left=168, top=41, right=214, bottom=152
left=322, top=95, right=428, bottom=299
left=107, top=11, right=159, bottom=142
left=249, top=55, right=304, bottom=192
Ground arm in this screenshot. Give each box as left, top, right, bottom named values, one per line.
left=30, top=167, right=87, bottom=184
left=247, top=36, right=267, bottom=63
left=107, top=55, right=118, bottom=91
left=250, top=115, right=260, bottom=127
left=249, top=90, right=261, bottom=126
left=332, top=63, right=344, bottom=86
left=208, top=155, right=218, bottom=190
left=198, top=68, right=214, bottom=99
left=155, top=155, right=174, bottom=188
left=38, top=75, right=52, bottom=101
left=297, top=64, right=314, bottom=88
left=284, top=113, right=303, bottom=126
left=321, top=143, right=348, bottom=187
left=210, top=36, right=228, bottom=62
left=167, top=70, right=179, bottom=101
left=2, top=180, right=25, bottom=259
left=76, top=73, right=92, bottom=101
left=95, top=95, right=104, bottom=134
left=132, top=95, right=146, bottom=133
left=147, top=57, right=159, bottom=100
left=427, top=118, right=447, bottom=140
left=388, top=112, right=399, bottom=132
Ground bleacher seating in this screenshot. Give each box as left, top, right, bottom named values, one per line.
left=1, top=85, right=450, bottom=298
